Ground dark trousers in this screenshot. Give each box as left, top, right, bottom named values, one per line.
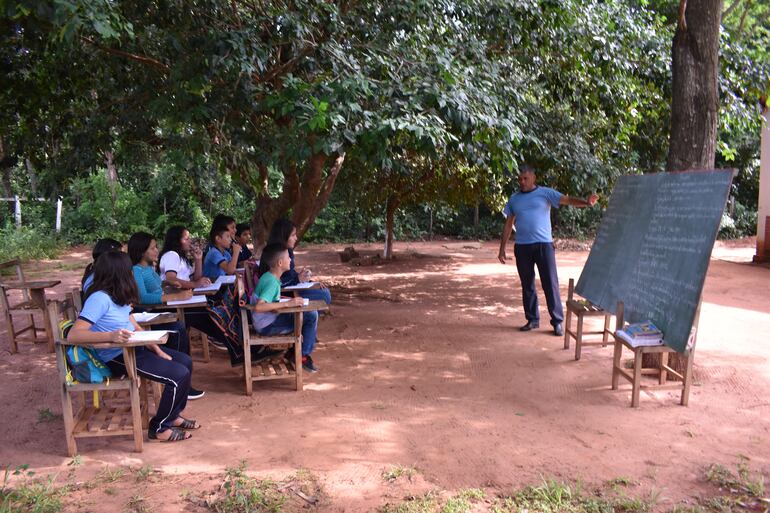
left=107, top=347, right=191, bottom=435
left=514, top=242, right=564, bottom=326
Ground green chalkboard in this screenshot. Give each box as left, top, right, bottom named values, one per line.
left=575, top=169, right=734, bottom=353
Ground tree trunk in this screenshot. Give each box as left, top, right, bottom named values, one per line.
left=473, top=201, right=480, bottom=227
left=104, top=151, right=119, bottom=204
left=666, top=0, right=723, bottom=172
left=383, top=195, right=399, bottom=259
left=249, top=152, right=345, bottom=249
left=25, top=158, right=38, bottom=196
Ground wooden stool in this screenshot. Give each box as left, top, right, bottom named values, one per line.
left=563, top=279, right=612, bottom=360
left=611, top=301, right=696, bottom=407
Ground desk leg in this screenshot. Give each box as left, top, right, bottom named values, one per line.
left=0, top=288, right=18, bottom=353
left=294, top=312, right=303, bottom=391
left=32, top=289, right=54, bottom=352
left=631, top=349, right=643, bottom=408
left=611, top=340, right=622, bottom=390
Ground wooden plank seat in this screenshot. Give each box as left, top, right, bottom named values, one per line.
left=563, top=278, right=612, bottom=360
left=237, top=274, right=303, bottom=395
left=611, top=301, right=697, bottom=408
left=48, top=296, right=167, bottom=455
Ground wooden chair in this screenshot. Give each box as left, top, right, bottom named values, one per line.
left=237, top=274, right=303, bottom=395
left=611, top=301, right=696, bottom=407
left=563, top=278, right=612, bottom=360
left=49, top=297, right=158, bottom=455
left=0, top=259, right=60, bottom=353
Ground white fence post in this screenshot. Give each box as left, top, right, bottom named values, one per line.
left=14, top=195, right=21, bottom=227
left=55, top=197, right=62, bottom=233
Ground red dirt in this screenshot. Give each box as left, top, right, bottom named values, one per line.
left=0, top=239, right=768, bottom=511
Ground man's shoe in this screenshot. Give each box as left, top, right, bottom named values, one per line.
left=519, top=320, right=540, bottom=331
left=553, top=323, right=564, bottom=337
left=302, top=355, right=319, bottom=373
left=187, top=387, right=205, bottom=400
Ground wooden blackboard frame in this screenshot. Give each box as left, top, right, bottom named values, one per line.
left=576, top=169, right=734, bottom=353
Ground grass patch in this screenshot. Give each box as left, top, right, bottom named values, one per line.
left=133, top=465, right=155, bottom=483
left=125, top=493, right=149, bottom=513
left=380, top=491, right=439, bottom=513
left=0, top=465, right=64, bottom=513
left=383, top=465, right=418, bottom=483
left=205, top=462, right=286, bottom=513
left=36, top=409, right=61, bottom=423
left=699, top=462, right=767, bottom=511
left=96, top=467, right=125, bottom=483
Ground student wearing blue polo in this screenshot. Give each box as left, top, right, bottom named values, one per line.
left=67, top=251, right=201, bottom=443
left=498, top=165, right=598, bottom=336
left=203, top=225, right=241, bottom=281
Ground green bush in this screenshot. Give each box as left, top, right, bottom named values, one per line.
left=0, top=225, right=67, bottom=262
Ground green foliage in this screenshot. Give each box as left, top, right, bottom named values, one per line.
left=209, top=462, right=285, bottom=513
left=0, top=465, right=62, bottom=513
left=0, top=225, right=66, bottom=262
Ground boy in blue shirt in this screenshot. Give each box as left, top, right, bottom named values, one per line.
left=203, top=226, right=242, bottom=281
left=251, top=243, right=320, bottom=373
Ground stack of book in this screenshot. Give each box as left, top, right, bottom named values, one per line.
left=615, top=320, right=664, bottom=347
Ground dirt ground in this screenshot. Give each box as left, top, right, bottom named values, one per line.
left=0, top=239, right=768, bottom=512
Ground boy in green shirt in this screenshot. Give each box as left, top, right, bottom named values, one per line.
left=251, top=243, right=320, bottom=372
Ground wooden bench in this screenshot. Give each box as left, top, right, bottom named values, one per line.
left=611, top=301, right=696, bottom=407
left=563, top=278, right=612, bottom=360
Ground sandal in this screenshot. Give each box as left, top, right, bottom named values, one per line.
left=148, top=427, right=191, bottom=442
left=175, top=417, right=201, bottom=430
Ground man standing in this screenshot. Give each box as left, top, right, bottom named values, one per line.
left=498, top=165, right=598, bottom=336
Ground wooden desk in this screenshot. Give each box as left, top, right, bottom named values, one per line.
left=1, top=279, right=61, bottom=352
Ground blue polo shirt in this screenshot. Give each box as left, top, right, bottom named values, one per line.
left=203, top=246, right=231, bottom=280
left=78, top=290, right=135, bottom=362
left=503, top=186, right=563, bottom=244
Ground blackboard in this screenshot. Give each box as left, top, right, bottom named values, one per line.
left=575, top=169, right=734, bottom=353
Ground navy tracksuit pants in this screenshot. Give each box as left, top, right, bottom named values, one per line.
left=514, top=242, right=564, bottom=327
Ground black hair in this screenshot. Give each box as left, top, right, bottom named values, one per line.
left=212, top=214, right=236, bottom=232
left=83, top=251, right=139, bottom=307
left=519, top=164, right=536, bottom=175
left=266, top=218, right=296, bottom=246
left=236, top=223, right=251, bottom=237
left=127, top=232, right=154, bottom=265
left=258, top=243, right=288, bottom=276
left=158, top=226, right=191, bottom=266
left=81, top=238, right=122, bottom=288
left=209, top=225, right=231, bottom=245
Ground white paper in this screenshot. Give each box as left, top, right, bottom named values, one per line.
left=166, top=295, right=207, bottom=306
left=278, top=297, right=309, bottom=305
left=215, top=275, right=236, bottom=285
left=132, top=312, right=161, bottom=323
left=282, top=282, right=317, bottom=290
left=193, top=282, right=222, bottom=293
left=129, top=330, right=173, bottom=342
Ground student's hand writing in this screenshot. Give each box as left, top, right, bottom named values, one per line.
left=195, top=277, right=212, bottom=287
left=111, top=329, right=132, bottom=343
left=288, top=297, right=304, bottom=307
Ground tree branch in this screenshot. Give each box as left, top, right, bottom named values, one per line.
left=81, top=36, right=170, bottom=73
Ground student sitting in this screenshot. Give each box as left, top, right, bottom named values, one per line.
left=81, top=238, right=122, bottom=293
left=67, top=251, right=200, bottom=442
left=235, top=223, right=253, bottom=266
left=265, top=218, right=332, bottom=306
left=158, top=226, right=210, bottom=290
left=203, top=225, right=241, bottom=281
left=252, top=243, right=320, bottom=373
left=127, top=232, right=205, bottom=400
left=158, top=226, right=247, bottom=367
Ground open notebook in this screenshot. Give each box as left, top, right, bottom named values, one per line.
left=129, top=330, right=173, bottom=342
left=282, top=282, right=317, bottom=290
left=167, top=295, right=207, bottom=306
